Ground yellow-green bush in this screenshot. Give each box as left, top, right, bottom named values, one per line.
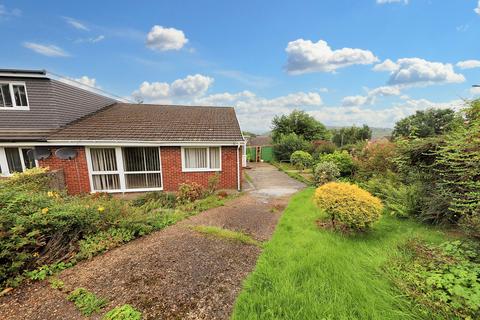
left=314, top=182, right=383, bottom=230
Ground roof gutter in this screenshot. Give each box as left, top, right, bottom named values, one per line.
left=0, top=140, right=245, bottom=147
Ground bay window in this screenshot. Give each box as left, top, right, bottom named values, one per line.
left=0, top=147, right=37, bottom=176
left=87, top=147, right=163, bottom=192
left=182, top=146, right=221, bottom=171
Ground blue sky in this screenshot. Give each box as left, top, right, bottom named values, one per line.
left=1, top=0, right=479, bottom=132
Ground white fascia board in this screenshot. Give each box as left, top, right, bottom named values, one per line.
left=0, top=140, right=245, bottom=147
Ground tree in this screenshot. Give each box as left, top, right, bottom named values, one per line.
left=273, top=133, right=310, bottom=161
left=331, top=125, right=372, bottom=147
left=392, top=108, right=459, bottom=139
left=271, top=110, right=330, bottom=142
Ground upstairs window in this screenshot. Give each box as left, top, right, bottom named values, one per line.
left=182, top=147, right=221, bottom=171
left=0, top=82, right=29, bottom=109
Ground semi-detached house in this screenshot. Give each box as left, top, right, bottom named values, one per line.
left=0, top=69, right=245, bottom=194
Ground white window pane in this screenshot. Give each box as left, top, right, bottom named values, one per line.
left=0, top=84, right=12, bottom=108
left=5, top=148, right=22, bottom=172
left=91, top=148, right=117, bottom=171
left=125, top=172, right=162, bottom=189
left=210, top=147, right=220, bottom=169
left=123, top=147, right=160, bottom=172
left=92, top=174, right=120, bottom=190
left=185, top=148, right=207, bottom=169
left=12, top=85, right=28, bottom=107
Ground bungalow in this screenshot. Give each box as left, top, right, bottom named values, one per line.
left=0, top=69, right=245, bottom=194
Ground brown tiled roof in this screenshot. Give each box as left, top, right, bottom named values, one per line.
left=48, top=103, right=244, bottom=142
left=247, top=135, right=272, bottom=146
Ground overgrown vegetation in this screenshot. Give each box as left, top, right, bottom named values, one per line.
left=67, top=287, right=107, bottom=316
left=0, top=170, right=234, bottom=290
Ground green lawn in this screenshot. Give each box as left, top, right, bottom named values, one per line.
left=232, top=188, right=451, bottom=320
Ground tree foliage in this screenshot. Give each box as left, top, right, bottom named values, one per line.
left=290, top=151, right=313, bottom=170
left=392, top=108, right=459, bottom=139
left=271, top=110, right=330, bottom=142
left=272, top=133, right=310, bottom=161
left=331, top=125, right=372, bottom=147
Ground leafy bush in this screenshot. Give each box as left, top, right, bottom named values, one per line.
left=355, top=140, right=397, bottom=180
left=362, top=174, right=422, bottom=218
left=272, top=133, right=311, bottom=161
left=314, top=182, right=383, bottom=230
left=290, top=151, right=313, bottom=170
left=312, top=140, right=337, bottom=155
left=103, top=304, right=142, bottom=320
left=177, top=182, right=205, bottom=203
left=67, top=288, right=108, bottom=316
left=77, top=228, right=136, bottom=260
left=131, top=192, right=177, bottom=208
left=207, top=173, right=220, bottom=195
left=313, top=161, right=340, bottom=186
left=390, top=240, right=480, bottom=319
left=317, top=151, right=355, bottom=177
left=25, top=262, right=73, bottom=281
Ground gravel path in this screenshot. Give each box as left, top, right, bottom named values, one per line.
left=0, top=163, right=304, bottom=320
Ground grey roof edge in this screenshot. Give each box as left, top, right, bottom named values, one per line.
left=0, top=69, right=47, bottom=78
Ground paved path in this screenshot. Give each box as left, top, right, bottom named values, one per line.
left=0, top=163, right=304, bottom=320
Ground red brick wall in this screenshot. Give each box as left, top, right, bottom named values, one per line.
left=37, top=145, right=242, bottom=194
left=38, top=147, right=91, bottom=195
left=161, top=146, right=242, bottom=191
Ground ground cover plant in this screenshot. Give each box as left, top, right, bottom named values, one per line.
left=67, top=287, right=108, bottom=316
left=191, top=225, right=262, bottom=247
left=232, top=188, right=454, bottom=320
left=0, top=169, right=234, bottom=290
left=103, top=304, right=142, bottom=320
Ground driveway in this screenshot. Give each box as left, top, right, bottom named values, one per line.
left=0, top=163, right=304, bottom=320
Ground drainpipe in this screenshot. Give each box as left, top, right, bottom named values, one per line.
left=236, top=143, right=241, bottom=191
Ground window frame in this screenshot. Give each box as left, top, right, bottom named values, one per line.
left=181, top=146, right=222, bottom=172
left=0, top=146, right=38, bottom=176
left=0, top=81, right=30, bottom=110
left=86, top=146, right=164, bottom=193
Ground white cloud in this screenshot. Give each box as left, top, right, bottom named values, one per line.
left=285, top=39, right=378, bottom=74
left=342, top=85, right=401, bottom=106
left=376, top=0, right=409, bottom=4
left=475, top=1, right=480, bottom=15
left=373, top=59, right=398, bottom=72
left=456, top=60, right=480, bottom=70
left=0, top=4, right=21, bottom=18
left=75, top=35, right=105, bottom=44
left=195, top=91, right=324, bottom=132
left=132, top=74, right=213, bottom=103
left=309, top=98, right=463, bottom=128
left=471, top=86, right=480, bottom=96
left=75, top=76, right=97, bottom=87
left=375, top=58, right=465, bottom=86
left=63, top=17, right=89, bottom=31
left=146, top=25, right=188, bottom=51
left=23, top=42, right=70, bottom=57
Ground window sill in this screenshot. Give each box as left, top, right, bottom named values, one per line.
left=91, top=187, right=164, bottom=193
left=182, top=168, right=222, bottom=173
left=0, top=107, right=30, bottom=111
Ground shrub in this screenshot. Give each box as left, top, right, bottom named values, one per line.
left=317, top=151, right=355, bottom=176
left=103, top=304, right=142, bottom=320
left=313, top=162, right=340, bottom=186
left=312, top=140, right=336, bottom=155
left=362, top=174, right=422, bottom=218
left=177, top=182, right=205, bottom=203
left=67, top=288, right=107, bottom=316
left=77, top=228, right=136, bottom=260
left=355, top=140, right=397, bottom=179
left=207, top=173, right=220, bottom=195
left=272, top=133, right=311, bottom=161
left=131, top=192, right=177, bottom=208
left=290, top=151, right=313, bottom=170
left=314, top=182, right=383, bottom=230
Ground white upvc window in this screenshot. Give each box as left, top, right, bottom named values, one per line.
left=0, top=147, right=37, bottom=176
left=0, top=82, right=29, bottom=110
left=181, top=146, right=221, bottom=172
left=86, top=147, right=163, bottom=193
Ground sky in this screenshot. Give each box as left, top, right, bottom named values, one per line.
left=1, top=0, right=479, bottom=132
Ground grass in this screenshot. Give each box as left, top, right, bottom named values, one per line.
left=191, top=225, right=262, bottom=247
left=272, top=162, right=313, bottom=185
left=232, top=188, right=452, bottom=320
